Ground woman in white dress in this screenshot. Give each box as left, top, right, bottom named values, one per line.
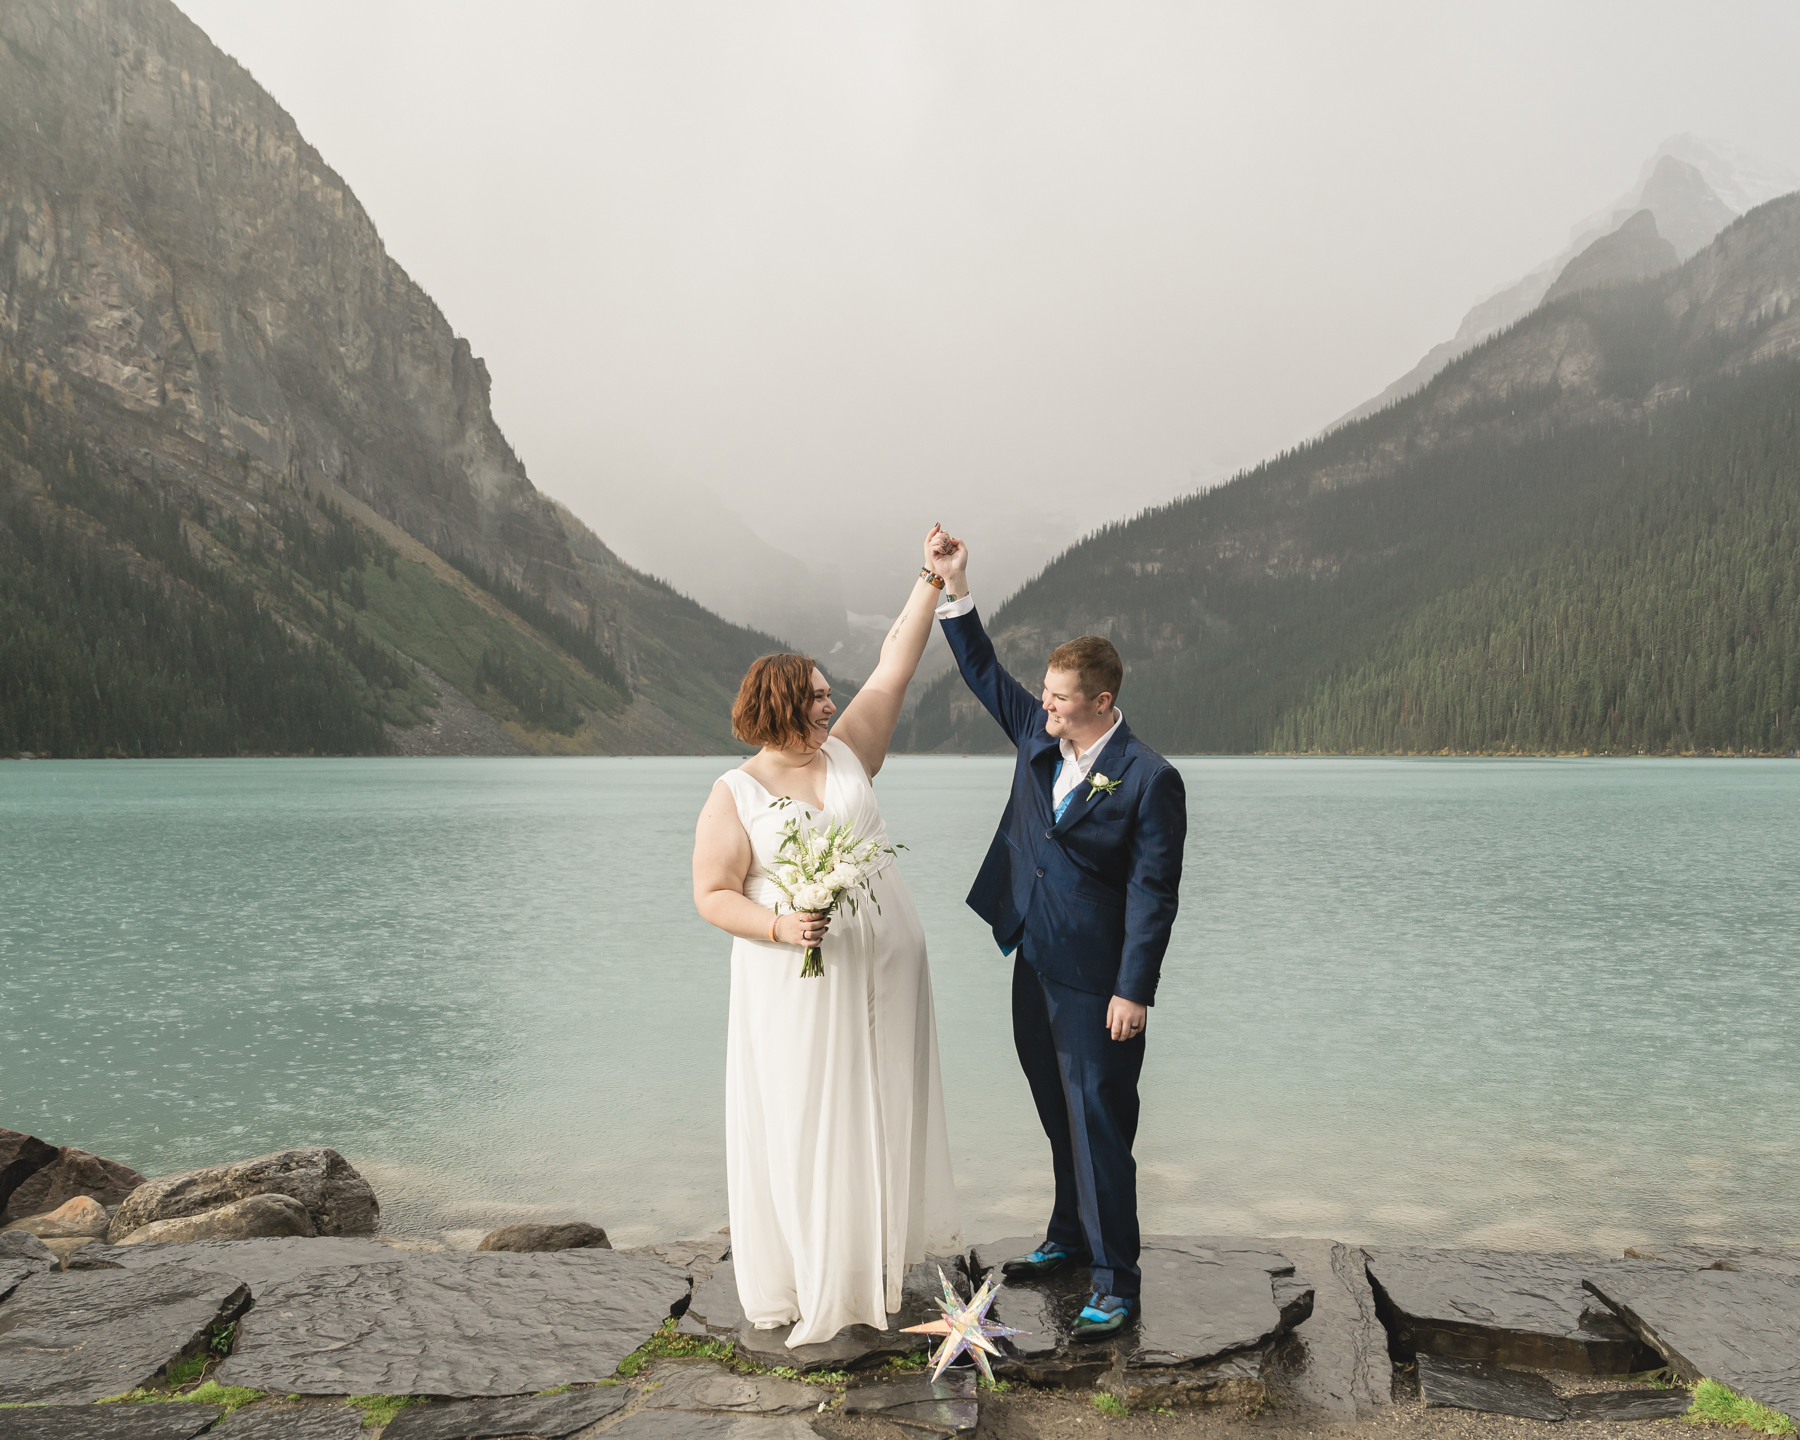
left=692, top=548, right=960, bottom=1346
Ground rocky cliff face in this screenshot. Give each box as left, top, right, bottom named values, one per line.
left=0, top=0, right=553, bottom=560
left=0, top=0, right=779, bottom=751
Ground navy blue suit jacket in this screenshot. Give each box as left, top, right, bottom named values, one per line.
left=942, top=607, right=1186, bottom=1005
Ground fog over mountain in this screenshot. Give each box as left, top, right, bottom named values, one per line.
left=1335, top=135, right=1800, bottom=429
left=174, top=3, right=1800, bottom=675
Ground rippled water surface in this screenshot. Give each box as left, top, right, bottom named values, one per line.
left=3, top=756, right=1795, bottom=1252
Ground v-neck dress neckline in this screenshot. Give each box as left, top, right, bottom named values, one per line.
left=737, top=743, right=833, bottom=816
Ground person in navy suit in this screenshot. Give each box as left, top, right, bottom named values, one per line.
left=925, top=525, right=1186, bottom=1338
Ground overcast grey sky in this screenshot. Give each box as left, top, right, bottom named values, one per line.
left=180, top=1, right=1800, bottom=638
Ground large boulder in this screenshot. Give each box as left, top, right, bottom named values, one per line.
left=0, top=1229, right=57, bottom=1266
left=109, top=1148, right=378, bottom=1243
left=40, top=1237, right=108, bottom=1270
left=476, top=1222, right=610, bottom=1253
left=118, top=1193, right=318, bottom=1247
left=0, top=1130, right=58, bottom=1216
left=4, top=1195, right=111, bottom=1239
left=0, top=1130, right=146, bottom=1223
left=0, top=1228, right=57, bottom=1294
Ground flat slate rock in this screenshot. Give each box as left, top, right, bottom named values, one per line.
left=1366, top=1247, right=1662, bottom=1373
left=88, top=1236, right=403, bottom=1284
left=679, top=1256, right=933, bottom=1373
left=643, top=1360, right=819, bottom=1415
left=1623, top=1244, right=1800, bottom=1278
left=383, top=1386, right=628, bottom=1439
left=1585, top=1266, right=1800, bottom=1421
left=215, top=1248, right=688, bottom=1397
left=969, top=1235, right=1309, bottom=1384
left=844, top=1369, right=978, bottom=1436
left=1417, top=1352, right=1566, bottom=1423
left=601, top=1417, right=820, bottom=1439
left=212, top=1405, right=369, bottom=1438
left=1103, top=1350, right=1266, bottom=1412
left=1265, top=1239, right=1391, bottom=1419
left=627, top=1234, right=731, bottom=1288
left=1564, top=1389, right=1693, bottom=1421
left=0, top=1264, right=249, bottom=1403
left=1, top=1256, right=53, bottom=1298
left=0, top=1405, right=223, bottom=1440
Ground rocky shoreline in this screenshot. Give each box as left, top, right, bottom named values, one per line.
left=3, top=1130, right=1797, bottom=1439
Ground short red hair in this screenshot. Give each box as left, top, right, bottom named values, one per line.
left=732, top=653, right=821, bottom=749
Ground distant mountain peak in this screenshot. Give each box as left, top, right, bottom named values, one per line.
left=1332, top=135, right=1798, bottom=431
left=1541, top=208, right=1677, bottom=304
left=1632, top=154, right=1737, bottom=261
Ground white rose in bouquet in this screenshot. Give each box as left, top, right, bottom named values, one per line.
left=767, top=801, right=899, bottom=978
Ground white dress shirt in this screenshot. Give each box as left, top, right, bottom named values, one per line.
left=1052, top=708, right=1124, bottom=809
left=936, top=591, right=1122, bottom=807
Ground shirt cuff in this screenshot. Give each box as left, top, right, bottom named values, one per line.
left=935, top=591, right=975, bottom=620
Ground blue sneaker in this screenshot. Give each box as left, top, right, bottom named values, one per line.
left=1001, top=1244, right=1072, bottom=1278
left=1072, top=1292, right=1134, bottom=1339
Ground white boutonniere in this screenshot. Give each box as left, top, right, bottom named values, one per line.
left=1085, top=772, right=1122, bottom=802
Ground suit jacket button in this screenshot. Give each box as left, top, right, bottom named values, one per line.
left=1035, top=867, right=1045, bottom=878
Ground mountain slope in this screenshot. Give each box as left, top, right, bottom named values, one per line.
left=901, top=196, right=1800, bottom=756
left=1335, top=138, right=1797, bottom=429
left=1540, top=209, right=1676, bottom=304
left=0, top=0, right=784, bottom=754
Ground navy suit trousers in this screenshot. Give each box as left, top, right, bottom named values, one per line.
left=1012, top=953, right=1144, bottom=1299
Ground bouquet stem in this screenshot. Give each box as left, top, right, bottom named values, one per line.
left=800, top=944, right=824, bottom=979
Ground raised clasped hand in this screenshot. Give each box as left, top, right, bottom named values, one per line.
left=924, top=524, right=966, bottom=587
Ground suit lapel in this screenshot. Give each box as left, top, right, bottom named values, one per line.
left=1053, top=722, right=1137, bottom=837
left=1028, top=731, right=1061, bottom=819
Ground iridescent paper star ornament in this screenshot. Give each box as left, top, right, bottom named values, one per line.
left=901, top=1267, right=1025, bottom=1381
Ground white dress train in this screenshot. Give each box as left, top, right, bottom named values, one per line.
left=719, top=735, right=961, bottom=1346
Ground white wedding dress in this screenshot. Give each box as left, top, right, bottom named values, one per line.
left=718, top=734, right=961, bottom=1346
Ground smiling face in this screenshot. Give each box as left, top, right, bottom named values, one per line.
left=803, top=667, right=836, bottom=748
left=1041, top=666, right=1113, bottom=741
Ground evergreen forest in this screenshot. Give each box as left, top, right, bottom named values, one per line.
left=0, top=364, right=630, bottom=757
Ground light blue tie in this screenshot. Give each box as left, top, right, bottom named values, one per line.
left=1052, top=757, right=1077, bottom=823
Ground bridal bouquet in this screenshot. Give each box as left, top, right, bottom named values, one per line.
left=766, top=799, right=896, bottom=978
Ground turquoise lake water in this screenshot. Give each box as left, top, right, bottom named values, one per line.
left=2, top=756, right=1795, bottom=1253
